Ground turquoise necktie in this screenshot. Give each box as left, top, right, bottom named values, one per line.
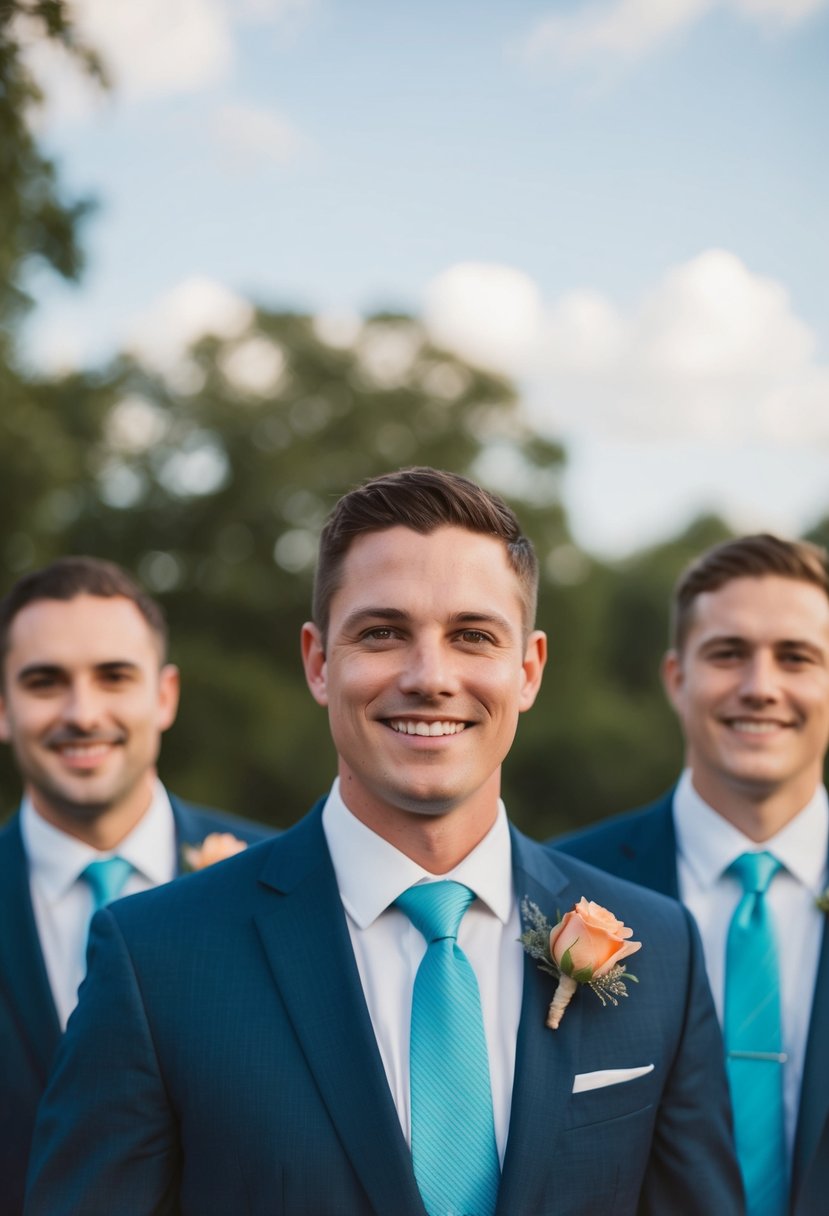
left=81, top=856, right=134, bottom=911
left=724, top=851, right=788, bottom=1216
left=395, top=881, right=500, bottom=1216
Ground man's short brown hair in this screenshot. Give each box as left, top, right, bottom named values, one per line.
left=312, top=467, right=538, bottom=641
left=671, top=533, right=829, bottom=651
left=0, top=556, right=169, bottom=668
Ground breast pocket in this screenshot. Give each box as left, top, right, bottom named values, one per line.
left=566, top=1065, right=657, bottom=1130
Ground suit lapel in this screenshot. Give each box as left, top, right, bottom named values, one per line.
left=0, top=815, right=61, bottom=1081
left=792, top=841, right=829, bottom=1201
left=618, top=794, right=680, bottom=899
left=497, top=829, right=581, bottom=1215
left=253, top=807, right=426, bottom=1216
left=169, top=796, right=209, bottom=872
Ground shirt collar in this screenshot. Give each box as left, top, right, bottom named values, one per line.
left=20, top=780, right=177, bottom=902
left=321, top=778, right=514, bottom=929
left=673, top=768, right=829, bottom=893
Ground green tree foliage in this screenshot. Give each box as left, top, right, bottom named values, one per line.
left=0, top=1, right=101, bottom=340
left=1, top=307, right=579, bottom=830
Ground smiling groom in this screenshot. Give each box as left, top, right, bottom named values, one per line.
left=26, top=470, right=743, bottom=1215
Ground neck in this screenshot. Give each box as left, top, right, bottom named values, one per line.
left=29, top=778, right=155, bottom=852
left=689, top=769, right=821, bottom=843
left=339, top=777, right=500, bottom=873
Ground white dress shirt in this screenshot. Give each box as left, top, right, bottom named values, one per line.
left=20, top=781, right=178, bottom=1029
left=673, top=768, right=828, bottom=1157
left=322, top=779, right=523, bottom=1164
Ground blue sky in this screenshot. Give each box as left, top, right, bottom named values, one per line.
left=22, top=0, right=829, bottom=555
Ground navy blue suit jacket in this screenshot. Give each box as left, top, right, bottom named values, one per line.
left=556, top=790, right=829, bottom=1216
left=26, top=803, right=743, bottom=1215
left=0, top=796, right=271, bottom=1216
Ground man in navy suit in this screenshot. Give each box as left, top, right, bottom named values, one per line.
left=0, top=556, right=269, bottom=1216
left=557, top=534, right=829, bottom=1215
left=26, top=470, right=742, bottom=1215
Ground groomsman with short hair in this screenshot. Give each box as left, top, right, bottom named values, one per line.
left=0, top=557, right=269, bottom=1216
left=557, top=533, right=829, bottom=1215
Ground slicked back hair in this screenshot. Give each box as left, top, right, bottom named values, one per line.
left=671, top=533, right=829, bottom=651
left=0, top=556, right=169, bottom=669
left=313, top=467, right=538, bottom=642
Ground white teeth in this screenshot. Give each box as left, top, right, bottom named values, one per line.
left=730, top=720, right=782, bottom=734
left=60, top=744, right=111, bottom=758
left=389, top=720, right=466, bottom=737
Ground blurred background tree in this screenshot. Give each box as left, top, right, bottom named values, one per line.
left=3, top=3, right=793, bottom=839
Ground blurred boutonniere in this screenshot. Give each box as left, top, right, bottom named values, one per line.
left=181, top=832, right=248, bottom=872
left=815, top=888, right=829, bottom=915
left=520, top=897, right=641, bottom=1030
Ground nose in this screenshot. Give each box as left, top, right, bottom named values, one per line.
left=738, top=651, right=780, bottom=706
left=397, top=635, right=460, bottom=699
left=61, top=679, right=104, bottom=731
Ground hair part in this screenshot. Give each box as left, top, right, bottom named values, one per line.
left=0, top=556, right=169, bottom=665
left=671, top=532, right=829, bottom=651
left=313, top=467, right=538, bottom=641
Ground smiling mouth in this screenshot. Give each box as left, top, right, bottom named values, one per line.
left=388, top=719, right=468, bottom=737
left=56, top=743, right=116, bottom=758
left=724, top=719, right=792, bottom=734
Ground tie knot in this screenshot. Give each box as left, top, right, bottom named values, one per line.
left=395, top=880, right=475, bottom=943
left=728, top=850, right=781, bottom=896
left=82, top=856, right=134, bottom=910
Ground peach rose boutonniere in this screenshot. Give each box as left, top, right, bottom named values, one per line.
left=520, top=897, right=642, bottom=1030
left=182, top=833, right=248, bottom=872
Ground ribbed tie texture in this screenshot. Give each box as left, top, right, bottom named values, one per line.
left=724, top=851, right=788, bottom=1216
left=395, top=881, right=500, bottom=1216
left=81, top=856, right=134, bottom=911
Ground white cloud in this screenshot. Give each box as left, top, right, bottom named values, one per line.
left=128, top=276, right=254, bottom=387
left=521, top=0, right=827, bottom=64
left=212, top=103, right=307, bottom=167
left=235, top=0, right=314, bottom=22
left=733, top=0, right=827, bottom=27
left=19, top=0, right=314, bottom=122
left=423, top=263, right=544, bottom=375
left=424, top=251, right=829, bottom=448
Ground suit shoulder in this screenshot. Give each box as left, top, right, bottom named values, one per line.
left=546, top=845, right=689, bottom=927
left=552, top=791, right=674, bottom=861
left=109, top=802, right=322, bottom=930
left=170, top=796, right=275, bottom=843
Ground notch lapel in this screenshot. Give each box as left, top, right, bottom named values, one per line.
left=497, top=829, right=581, bottom=1215
left=617, top=794, right=680, bottom=898
left=169, top=797, right=215, bottom=871
left=253, top=809, right=426, bottom=1216
left=0, top=815, right=61, bottom=1082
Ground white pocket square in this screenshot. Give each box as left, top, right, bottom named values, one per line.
left=572, top=1064, right=655, bottom=1094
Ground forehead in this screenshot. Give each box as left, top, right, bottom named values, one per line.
left=330, top=525, right=524, bottom=625
left=4, top=594, right=160, bottom=673
left=687, top=576, right=829, bottom=646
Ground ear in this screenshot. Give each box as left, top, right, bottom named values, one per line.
left=661, top=649, right=684, bottom=712
left=157, top=664, right=181, bottom=732
left=301, top=622, right=328, bottom=707
left=518, top=630, right=547, bottom=712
